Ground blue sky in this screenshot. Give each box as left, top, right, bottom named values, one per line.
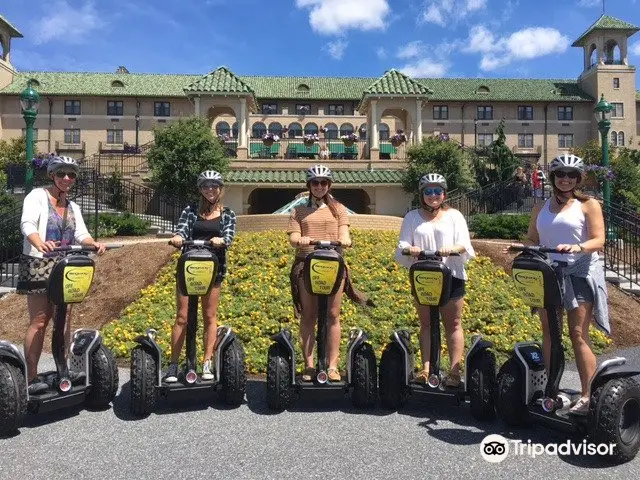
left=3, top=0, right=640, bottom=86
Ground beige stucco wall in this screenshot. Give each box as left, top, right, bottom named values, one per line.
left=372, top=186, right=413, bottom=216
left=221, top=184, right=244, bottom=215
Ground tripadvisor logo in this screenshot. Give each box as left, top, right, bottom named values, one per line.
left=414, top=272, right=441, bottom=286
left=514, top=271, right=541, bottom=285
left=186, top=263, right=212, bottom=275
left=312, top=261, right=337, bottom=274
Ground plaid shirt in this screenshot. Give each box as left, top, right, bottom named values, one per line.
left=174, top=205, right=236, bottom=247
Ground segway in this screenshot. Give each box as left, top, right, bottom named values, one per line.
left=496, top=245, right=640, bottom=463
left=0, top=244, right=121, bottom=437
left=378, top=249, right=496, bottom=420
left=129, top=240, right=246, bottom=417
left=266, top=240, right=377, bottom=410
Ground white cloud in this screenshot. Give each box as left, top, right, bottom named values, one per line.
left=32, top=1, right=105, bottom=45
left=396, top=41, right=425, bottom=59
left=464, top=25, right=570, bottom=71
left=632, top=42, right=640, bottom=55
left=326, top=40, right=348, bottom=59
left=376, top=46, right=387, bottom=59
left=296, top=0, right=390, bottom=35
left=421, top=0, right=486, bottom=26
left=577, top=0, right=600, bottom=7
left=398, top=58, right=448, bottom=77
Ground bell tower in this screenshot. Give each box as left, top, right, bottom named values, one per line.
left=0, top=15, right=22, bottom=90
left=574, top=15, right=639, bottom=147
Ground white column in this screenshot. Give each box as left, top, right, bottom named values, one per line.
left=371, top=100, right=379, bottom=149
left=194, top=97, right=200, bottom=117
left=416, top=98, right=423, bottom=144
left=239, top=97, right=247, bottom=148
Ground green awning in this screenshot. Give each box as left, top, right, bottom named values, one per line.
left=380, top=142, right=397, bottom=154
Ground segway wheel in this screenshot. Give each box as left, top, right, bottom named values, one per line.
left=351, top=342, right=377, bottom=409
left=379, top=343, right=408, bottom=410
left=266, top=343, right=293, bottom=411
left=495, top=356, right=527, bottom=426
left=130, top=346, right=156, bottom=417
left=0, top=361, right=26, bottom=437
left=219, top=339, right=246, bottom=407
left=85, top=344, right=119, bottom=409
left=468, top=348, right=496, bottom=421
left=589, top=377, right=640, bottom=463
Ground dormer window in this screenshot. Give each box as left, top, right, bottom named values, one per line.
left=28, top=78, right=41, bottom=87
left=476, top=85, right=490, bottom=94
left=296, top=83, right=310, bottom=92
left=111, top=80, right=125, bottom=88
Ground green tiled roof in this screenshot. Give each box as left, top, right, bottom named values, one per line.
left=364, top=69, right=433, bottom=96
left=225, top=169, right=404, bottom=184
left=573, top=15, right=640, bottom=46
left=184, top=66, right=254, bottom=94
left=241, top=76, right=374, bottom=100
left=0, top=15, right=22, bottom=37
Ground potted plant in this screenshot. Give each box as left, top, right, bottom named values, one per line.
left=340, top=132, right=359, bottom=147
left=390, top=129, right=407, bottom=147
left=262, top=132, right=280, bottom=147
left=584, top=164, right=615, bottom=191
left=32, top=153, right=57, bottom=182
left=320, top=125, right=327, bottom=135
left=303, top=133, right=319, bottom=147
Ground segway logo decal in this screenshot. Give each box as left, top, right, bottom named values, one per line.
left=412, top=271, right=443, bottom=306
left=184, top=260, right=215, bottom=296
left=62, top=266, right=94, bottom=303
left=309, top=259, right=339, bottom=295
left=512, top=269, right=544, bottom=307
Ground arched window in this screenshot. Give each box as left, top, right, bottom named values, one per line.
left=588, top=44, right=597, bottom=66
left=232, top=122, right=238, bottom=138
left=339, top=123, right=354, bottom=136
left=379, top=123, right=390, bottom=141
left=617, top=131, right=625, bottom=147
left=216, top=121, right=230, bottom=137
left=252, top=122, right=266, bottom=138
left=111, top=80, right=124, bottom=88
left=28, top=78, right=41, bottom=88
left=304, top=122, right=318, bottom=135
left=476, top=85, right=490, bottom=94
left=611, top=131, right=618, bottom=146
left=297, top=83, right=310, bottom=92
left=288, top=122, right=302, bottom=138
left=358, top=123, right=367, bottom=140
left=268, top=122, right=282, bottom=136
left=604, top=40, right=621, bottom=64
left=324, top=122, right=338, bottom=139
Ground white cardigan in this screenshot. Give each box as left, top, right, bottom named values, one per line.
left=20, top=187, right=91, bottom=257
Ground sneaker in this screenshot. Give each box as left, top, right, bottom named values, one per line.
left=443, top=373, right=462, bottom=388
left=28, top=376, right=48, bottom=395
left=301, top=367, right=316, bottom=382
left=164, top=363, right=179, bottom=383
left=68, top=370, right=86, bottom=384
left=327, top=368, right=341, bottom=382
left=202, top=360, right=214, bottom=381
left=569, top=396, right=590, bottom=415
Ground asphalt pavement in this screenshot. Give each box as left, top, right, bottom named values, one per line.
left=1, top=349, right=639, bottom=480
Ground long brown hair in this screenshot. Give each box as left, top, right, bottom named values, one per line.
left=197, top=187, right=225, bottom=216
left=307, top=186, right=342, bottom=219
left=549, top=172, right=591, bottom=202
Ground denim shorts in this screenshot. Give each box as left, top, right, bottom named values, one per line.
left=450, top=277, right=466, bottom=300
left=569, top=276, right=594, bottom=304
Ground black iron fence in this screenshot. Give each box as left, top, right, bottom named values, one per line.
left=604, top=202, right=640, bottom=287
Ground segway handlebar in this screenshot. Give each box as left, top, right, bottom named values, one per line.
left=309, top=240, right=342, bottom=247
left=508, top=245, right=568, bottom=254
left=44, top=244, right=123, bottom=256
left=170, top=239, right=224, bottom=249
left=401, top=248, right=460, bottom=257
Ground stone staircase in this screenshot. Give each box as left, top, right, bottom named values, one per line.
left=601, top=258, right=640, bottom=297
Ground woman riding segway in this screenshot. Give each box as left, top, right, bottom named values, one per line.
left=166, top=170, right=236, bottom=382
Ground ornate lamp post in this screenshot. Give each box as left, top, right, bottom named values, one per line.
left=135, top=113, right=140, bottom=151
left=594, top=94, right=615, bottom=239
left=20, top=81, right=40, bottom=193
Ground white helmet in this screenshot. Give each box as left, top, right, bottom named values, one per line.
left=197, top=170, right=224, bottom=187
left=47, top=155, right=79, bottom=175
left=550, top=153, right=584, bottom=173
left=418, top=173, right=447, bottom=192
left=306, top=164, right=333, bottom=183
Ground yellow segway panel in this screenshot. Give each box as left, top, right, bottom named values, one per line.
left=177, top=249, right=218, bottom=296
left=49, top=255, right=95, bottom=305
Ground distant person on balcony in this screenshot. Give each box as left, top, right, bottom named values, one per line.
left=395, top=173, right=475, bottom=388
left=509, top=153, right=608, bottom=415
left=166, top=170, right=236, bottom=383
left=287, top=164, right=373, bottom=383
left=532, top=163, right=546, bottom=200
left=18, top=156, right=106, bottom=394
left=513, top=166, right=527, bottom=209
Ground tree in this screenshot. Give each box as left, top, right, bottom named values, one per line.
left=402, top=135, right=476, bottom=201
left=146, top=117, right=229, bottom=201
left=0, top=137, right=29, bottom=170
left=486, top=119, right=521, bottom=183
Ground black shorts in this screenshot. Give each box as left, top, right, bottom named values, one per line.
left=450, top=277, right=466, bottom=300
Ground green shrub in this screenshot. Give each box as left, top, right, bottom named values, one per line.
left=102, top=230, right=610, bottom=374
left=469, top=213, right=530, bottom=239
left=97, top=212, right=150, bottom=236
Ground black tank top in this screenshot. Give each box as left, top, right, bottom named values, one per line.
left=192, top=217, right=222, bottom=241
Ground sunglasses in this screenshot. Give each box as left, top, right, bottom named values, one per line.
left=423, top=187, right=444, bottom=196
left=200, top=183, right=221, bottom=190
left=310, top=180, right=329, bottom=187
left=554, top=170, right=580, bottom=179
left=55, top=171, right=77, bottom=180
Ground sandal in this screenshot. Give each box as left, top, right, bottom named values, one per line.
left=327, top=368, right=341, bottom=382
left=301, top=367, right=316, bottom=382
left=443, top=373, right=462, bottom=388
left=414, top=370, right=429, bottom=384
left=569, top=396, right=590, bottom=415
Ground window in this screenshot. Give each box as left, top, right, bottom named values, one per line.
left=64, top=100, right=81, bottom=116
left=328, top=104, right=344, bottom=115
left=612, top=102, right=624, bottom=118
left=287, top=122, right=303, bottom=138
left=295, top=104, right=311, bottom=115
left=379, top=123, right=390, bottom=141
left=232, top=122, right=238, bottom=138
left=358, top=123, right=367, bottom=140
left=558, top=134, right=574, bottom=148
left=339, top=123, right=354, bottom=136
left=154, top=101, right=171, bottom=117
left=268, top=122, right=283, bottom=136
left=518, top=133, right=533, bottom=148
left=433, top=105, right=448, bottom=120
left=251, top=122, right=266, bottom=138
left=261, top=103, right=277, bottom=115
left=517, top=106, right=533, bottom=120
left=107, top=101, right=123, bottom=116
left=618, top=131, right=625, bottom=146
left=477, top=133, right=493, bottom=146
left=613, top=78, right=620, bottom=89
left=216, top=121, right=230, bottom=137
left=557, top=106, right=573, bottom=121
left=64, top=128, right=81, bottom=144
left=476, top=106, right=493, bottom=120
left=611, top=131, right=625, bottom=147
left=111, top=80, right=124, bottom=88
left=324, top=123, right=338, bottom=139
left=106, top=129, right=123, bottom=144
left=304, top=123, right=318, bottom=135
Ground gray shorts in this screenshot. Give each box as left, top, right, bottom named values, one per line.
left=569, top=276, right=594, bottom=305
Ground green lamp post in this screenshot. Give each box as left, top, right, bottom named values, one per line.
left=594, top=94, right=615, bottom=240
left=20, top=81, right=41, bottom=193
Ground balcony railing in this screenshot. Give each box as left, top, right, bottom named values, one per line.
left=512, top=145, right=542, bottom=155
left=55, top=140, right=86, bottom=153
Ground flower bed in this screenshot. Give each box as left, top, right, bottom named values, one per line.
left=102, top=230, right=611, bottom=374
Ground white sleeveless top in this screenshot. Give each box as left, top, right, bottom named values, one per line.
left=536, top=198, right=595, bottom=264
